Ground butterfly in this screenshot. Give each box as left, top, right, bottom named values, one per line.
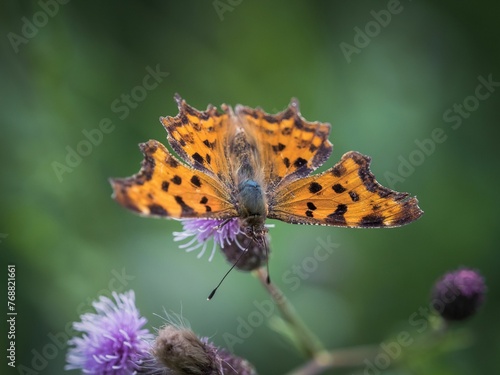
left=110, top=95, right=423, bottom=251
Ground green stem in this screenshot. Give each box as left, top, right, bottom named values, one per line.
left=285, top=345, right=379, bottom=375
left=254, top=268, right=380, bottom=374
left=254, top=267, right=325, bottom=358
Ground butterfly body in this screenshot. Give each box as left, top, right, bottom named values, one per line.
left=229, top=126, right=268, bottom=237
left=110, top=95, right=423, bottom=243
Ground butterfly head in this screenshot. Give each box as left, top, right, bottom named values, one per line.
left=240, top=223, right=267, bottom=243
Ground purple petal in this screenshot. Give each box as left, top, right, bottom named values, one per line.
left=66, top=290, right=153, bottom=374
left=173, top=218, right=241, bottom=261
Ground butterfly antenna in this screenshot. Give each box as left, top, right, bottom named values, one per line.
left=207, top=242, right=250, bottom=301
left=263, top=236, right=271, bottom=284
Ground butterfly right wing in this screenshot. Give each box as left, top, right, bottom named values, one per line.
left=236, top=99, right=333, bottom=190
left=110, top=140, right=238, bottom=219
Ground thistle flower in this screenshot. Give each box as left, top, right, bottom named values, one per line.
left=66, top=290, right=153, bottom=374
left=431, top=268, right=486, bottom=321
left=173, top=218, right=241, bottom=261
left=173, top=218, right=273, bottom=270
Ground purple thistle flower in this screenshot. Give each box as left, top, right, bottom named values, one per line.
left=173, top=218, right=241, bottom=261
left=66, top=290, right=153, bottom=374
left=431, top=268, right=486, bottom=321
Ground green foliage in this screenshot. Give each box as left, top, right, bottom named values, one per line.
left=1, top=1, right=499, bottom=374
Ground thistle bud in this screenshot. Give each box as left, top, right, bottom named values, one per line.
left=151, top=325, right=257, bottom=375
left=431, top=268, right=486, bottom=321
left=220, top=231, right=269, bottom=271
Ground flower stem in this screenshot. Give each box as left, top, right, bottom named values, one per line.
left=254, top=268, right=380, bottom=374
left=285, top=345, right=379, bottom=375
left=254, top=267, right=325, bottom=358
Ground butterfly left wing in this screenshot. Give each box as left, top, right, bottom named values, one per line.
left=110, top=140, right=238, bottom=219
left=268, top=151, right=423, bottom=227
left=160, top=95, right=234, bottom=185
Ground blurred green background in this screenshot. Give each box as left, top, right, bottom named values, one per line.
left=1, top=1, right=499, bottom=374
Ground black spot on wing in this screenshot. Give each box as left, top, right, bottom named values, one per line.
left=162, top=181, right=170, bottom=192
left=294, top=157, right=307, bottom=168
left=200, top=196, right=208, bottom=204
left=305, top=210, right=314, bottom=217
left=174, top=196, right=195, bottom=216
left=309, top=182, right=323, bottom=194
left=190, top=175, right=202, bottom=188
left=332, top=163, right=346, bottom=177
left=307, top=202, right=317, bottom=210
left=203, top=139, right=216, bottom=149
left=148, top=204, right=169, bottom=216
left=283, top=157, right=290, bottom=168
left=336, top=204, right=348, bottom=214
left=166, top=157, right=179, bottom=168
left=192, top=152, right=204, bottom=164
left=272, top=143, right=286, bottom=153
left=325, top=204, right=348, bottom=225
left=171, top=175, right=182, bottom=185
left=191, top=121, right=202, bottom=132
left=332, top=184, right=346, bottom=193
left=349, top=191, right=359, bottom=202
left=297, top=139, right=309, bottom=149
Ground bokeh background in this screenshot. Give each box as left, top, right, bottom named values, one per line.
left=1, top=1, right=499, bottom=374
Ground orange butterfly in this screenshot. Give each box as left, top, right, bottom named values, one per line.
left=111, top=95, right=422, bottom=249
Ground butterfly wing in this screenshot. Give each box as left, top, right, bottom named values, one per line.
left=160, top=94, right=234, bottom=185
left=268, top=151, right=423, bottom=227
left=236, top=99, right=333, bottom=189
left=110, top=140, right=237, bottom=219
